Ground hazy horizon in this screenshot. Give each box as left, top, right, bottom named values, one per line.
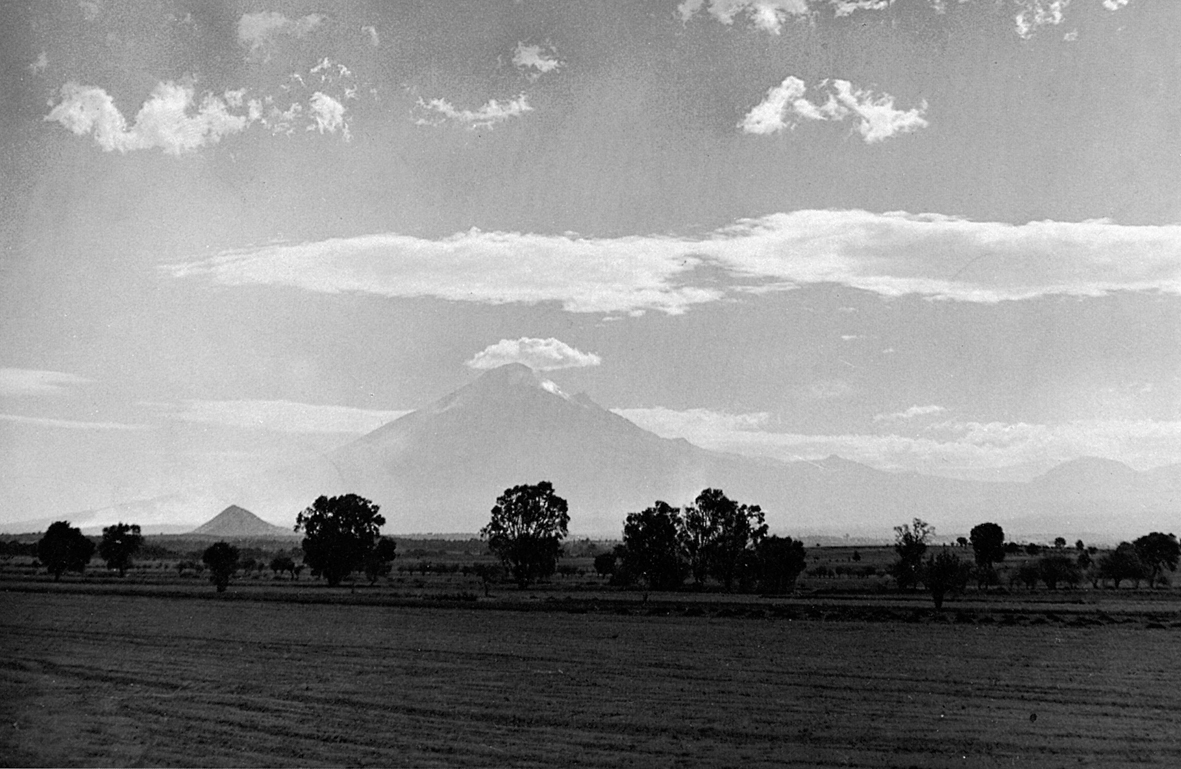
left=3, top=1, right=1180, bottom=538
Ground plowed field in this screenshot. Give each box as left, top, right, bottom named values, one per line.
left=3, top=590, right=1180, bottom=767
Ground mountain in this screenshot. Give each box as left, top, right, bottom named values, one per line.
left=188, top=505, right=298, bottom=538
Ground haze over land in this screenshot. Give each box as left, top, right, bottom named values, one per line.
left=2, top=1, right=1180, bottom=541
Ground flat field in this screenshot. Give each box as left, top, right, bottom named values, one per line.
left=3, top=589, right=1181, bottom=767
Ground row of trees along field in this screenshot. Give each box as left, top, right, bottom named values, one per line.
left=24, top=483, right=1181, bottom=606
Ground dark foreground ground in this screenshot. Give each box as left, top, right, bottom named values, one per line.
left=3, top=589, right=1181, bottom=767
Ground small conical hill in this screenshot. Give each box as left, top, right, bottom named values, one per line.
left=189, top=505, right=296, bottom=538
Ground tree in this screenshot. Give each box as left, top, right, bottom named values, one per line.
left=616, top=501, right=686, bottom=591
left=678, top=488, right=767, bottom=591
left=924, top=549, right=970, bottom=609
left=1025, top=542, right=1041, bottom=556
left=99, top=522, right=143, bottom=576
left=1054, top=537, right=1067, bottom=550
left=1132, top=532, right=1180, bottom=588
left=480, top=481, right=569, bottom=588
left=363, top=537, right=398, bottom=584
left=956, top=536, right=968, bottom=548
left=969, top=522, right=1006, bottom=570
left=1038, top=554, right=1080, bottom=590
left=202, top=542, right=239, bottom=592
left=1075, top=539, right=1086, bottom=552
left=270, top=555, right=296, bottom=579
left=37, top=521, right=95, bottom=581
left=892, top=518, right=934, bottom=591
left=593, top=551, right=617, bottom=578
left=756, top=536, right=807, bottom=594
left=295, top=494, right=386, bottom=587
left=1098, top=543, right=1145, bottom=588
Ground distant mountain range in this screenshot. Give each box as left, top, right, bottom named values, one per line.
left=5, top=363, right=1180, bottom=541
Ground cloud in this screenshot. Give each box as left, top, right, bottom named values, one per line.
left=45, top=82, right=250, bottom=155
left=163, top=400, right=410, bottom=434
left=466, top=338, right=602, bottom=371
left=741, top=77, right=928, bottom=143
left=831, top=0, right=891, bottom=16
left=79, top=0, right=101, bottom=21
left=237, top=12, right=325, bottom=61
left=1102, top=0, right=1129, bottom=9
left=415, top=94, right=532, bottom=129
left=0, top=369, right=91, bottom=396
left=615, top=407, right=1181, bottom=474
left=1014, top=0, right=1068, bottom=39
left=29, top=51, right=48, bottom=75
left=362, top=25, right=380, bottom=46
left=307, top=92, right=349, bottom=139
left=513, top=43, right=562, bottom=78
left=874, top=405, right=946, bottom=423
left=677, top=0, right=809, bottom=34
left=165, top=211, right=1181, bottom=313
left=0, top=413, right=148, bottom=430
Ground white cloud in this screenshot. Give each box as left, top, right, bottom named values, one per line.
left=0, top=369, right=91, bottom=396
left=1102, top=0, right=1129, bottom=9
left=237, top=12, right=325, bottom=61
left=307, top=92, right=349, bottom=139
left=0, top=413, right=148, bottom=430
left=513, top=43, right=562, bottom=77
left=164, top=400, right=410, bottom=434
left=874, top=405, right=946, bottom=422
left=466, top=338, right=602, bottom=371
left=165, top=211, right=1181, bottom=313
left=45, top=82, right=250, bottom=155
left=677, top=0, right=809, bottom=34
left=615, top=407, right=1181, bottom=474
left=29, top=51, right=48, bottom=75
left=832, top=0, right=891, bottom=16
left=741, top=76, right=928, bottom=143
left=362, top=25, right=380, bottom=47
left=1014, top=0, right=1069, bottom=39
left=415, top=94, right=532, bottom=129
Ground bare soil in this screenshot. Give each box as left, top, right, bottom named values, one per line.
left=4, top=588, right=1181, bottom=767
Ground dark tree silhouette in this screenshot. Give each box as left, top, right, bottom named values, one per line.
left=617, top=501, right=686, bottom=591
left=1038, top=553, right=1081, bottom=590
left=924, top=548, right=970, bottom=609
left=756, top=536, right=807, bottom=594
left=1098, top=542, right=1145, bottom=588
left=480, top=481, right=569, bottom=588
left=202, top=542, right=240, bottom=592
left=295, top=494, right=386, bottom=587
left=892, top=518, right=933, bottom=591
left=98, top=522, right=143, bottom=577
left=593, top=551, right=617, bottom=578
left=363, top=537, right=398, bottom=584
left=37, top=521, right=95, bottom=580
left=269, top=555, right=296, bottom=579
left=969, top=522, right=1006, bottom=568
left=678, top=488, right=767, bottom=591
left=1132, top=532, right=1180, bottom=588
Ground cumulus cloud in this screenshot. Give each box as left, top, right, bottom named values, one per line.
left=44, top=81, right=250, bottom=155
left=513, top=43, right=562, bottom=78
left=1102, top=0, right=1129, bottom=9
left=165, top=400, right=410, bottom=434
left=238, top=11, right=325, bottom=61
left=0, top=413, right=149, bottom=430
left=874, top=405, right=946, bottom=423
left=165, top=211, right=1181, bottom=313
left=677, top=0, right=809, bottom=34
left=415, top=94, right=532, bottom=129
left=307, top=92, right=349, bottom=139
left=362, top=25, right=380, bottom=46
left=29, top=51, right=48, bottom=75
left=1014, top=0, right=1069, bottom=39
left=741, top=77, right=928, bottom=143
left=466, top=338, right=602, bottom=371
left=0, top=369, right=91, bottom=396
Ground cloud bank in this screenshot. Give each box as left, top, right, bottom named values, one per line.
left=466, top=338, right=602, bottom=371
left=167, top=211, right=1181, bottom=314
left=165, top=400, right=410, bottom=434
left=742, top=77, right=928, bottom=143
left=415, top=95, right=532, bottom=129
left=0, top=369, right=92, bottom=396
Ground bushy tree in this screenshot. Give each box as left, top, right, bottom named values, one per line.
left=1098, top=542, right=1145, bottom=588
left=99, top=522, right=143, bottom=576
left=1038, top=553, right=1080, bottom=590
left=270, top=555, right=296, bottom=579
left=969, top=522, right=1006, bottom=569
left=480, top=481, right=569, bottom=588
left=1132, top=532, right=1180, bottom=588
left=616, top=501, right=686, bottom=591
left=37, top=521, right=95, bottom=581
left=892, top=518, right=933, bottom=591
left=678, top=488, right=767, bottom=591
left=363, top=537, right=398, bottom=584
left=202, top=542, right=239, bottom=592
left=924, top=549, right=970, bottom=609
left=756, top=536, right=807, bottom=594
left=295, top=494, right=386, bottom=587
left=593, top=551, right=617, bottom=578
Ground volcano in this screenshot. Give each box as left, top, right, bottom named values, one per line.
left=188, top=505, right=297, bottom=538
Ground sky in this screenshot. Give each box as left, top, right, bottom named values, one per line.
left=2, top=0, right=1180, bottom=529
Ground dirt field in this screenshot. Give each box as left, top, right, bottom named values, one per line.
left=3, top=589, right=1181, bottom=767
